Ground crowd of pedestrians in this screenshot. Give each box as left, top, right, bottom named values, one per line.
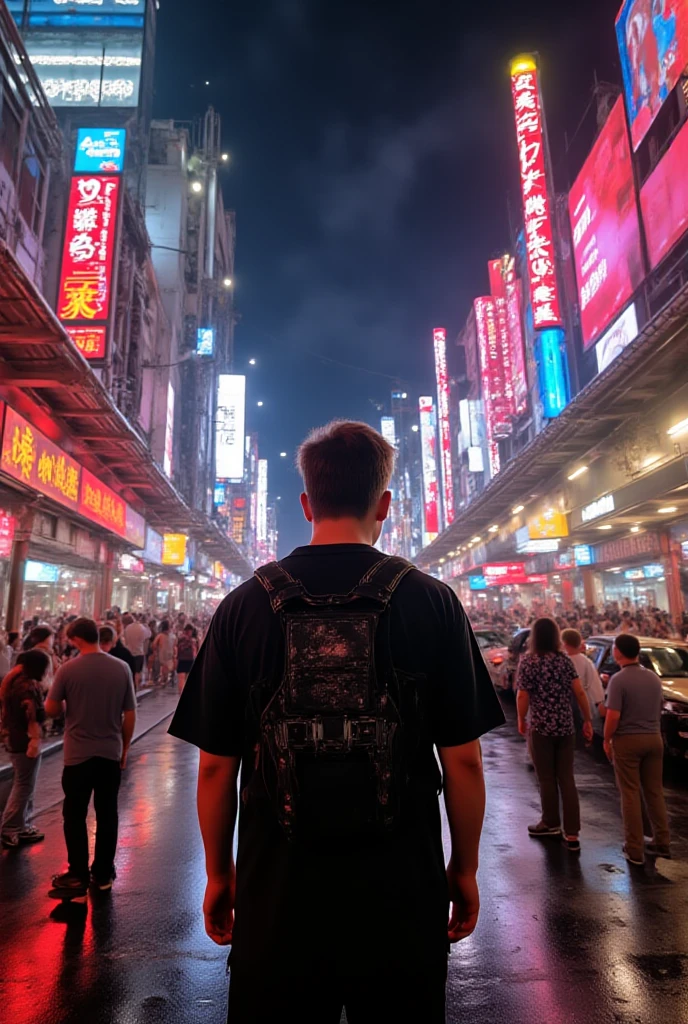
left=467, top=599, right=687, bottom=641
left=0, top=608, right=207, bottom=853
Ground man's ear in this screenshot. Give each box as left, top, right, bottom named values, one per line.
left=300, top=492, right=314, bottom=523
left=376, top=490, right=392, bottom=522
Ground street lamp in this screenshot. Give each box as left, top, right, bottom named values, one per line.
left=280, top=452, right=287, bottom=458
left=411, top=425, right=419, bottom=433
left=191, top=180, right=203, bottom=194
left=257, top=401, right=264, bottom=407
left=249, top=358, right=256, bottom=366
left=223, top=277, right=233, bottom=288
left=221, top=153, right=229, bottom=162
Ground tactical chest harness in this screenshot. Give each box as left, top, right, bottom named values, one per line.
left=254, top=555, right=414, bottom=844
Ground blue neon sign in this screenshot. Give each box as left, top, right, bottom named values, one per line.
left=74, top=128, right=126, bottom=173
left=536, top=327, right=570, bottom=419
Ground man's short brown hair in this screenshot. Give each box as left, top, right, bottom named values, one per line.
left=66, top=617, right=99, bottom=645
left=561, top=628, right=583, bottom=649
left=99, top=624, right=116, bottom=646
left=297, top=420, right=395, bottom=520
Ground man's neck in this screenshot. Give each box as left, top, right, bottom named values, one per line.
left=78, top=644, right=101, bottom=656
left=309, top=518, right=376, bottom=546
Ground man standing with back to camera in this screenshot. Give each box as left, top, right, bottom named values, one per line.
left=170, top=420, right=504, bottom=1023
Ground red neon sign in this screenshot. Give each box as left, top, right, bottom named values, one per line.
left=433, top=328, right=454, bottom=527
left=474, top=297, right=511, bottom=478
left=78, top=467, right=127, bottom=538
left=510, top=59, right=562, bottom=330
left=58, top=174, right=121, bottom=362
left=67, top=326, right=107, bottom=361
left=419, top=395, right=439, bottom=537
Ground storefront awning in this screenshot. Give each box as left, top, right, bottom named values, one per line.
left=0, top=241, right=252, bottom=579
left=419, top=279, right=688, bottom=570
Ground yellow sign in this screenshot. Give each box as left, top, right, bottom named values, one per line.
left=162, top=533, right=188, bottom=566
left=528, top=510, right=569, bottom=540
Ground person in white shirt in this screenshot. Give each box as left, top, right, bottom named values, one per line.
left=562, top=629, right=606, bottom=726
left=121, top=614, right=151, bottom=689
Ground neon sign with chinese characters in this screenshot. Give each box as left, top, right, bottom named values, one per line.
left=419, top=396, right=439, bottom=541
left=58, top=173, right=122, bottom=361
left=433, top=328, right=454, bottom=527
left=78, top=467, right=126, bottom=536
left=0, top=406, right=81, bottom=512
left=510, top=56, right=562, bottom=330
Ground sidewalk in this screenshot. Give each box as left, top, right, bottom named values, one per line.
left=0, top=686, right=179, bottom=782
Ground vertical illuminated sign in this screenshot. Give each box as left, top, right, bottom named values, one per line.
left=504, top=256, right=528, bottom=415
left=510, top=55, right=562, bottom=330
left=432, top=327, right=454, bottom=526
left=216, top=375, right=246, bottom=480
left=57, top=130, right=125, bottom=362
left=487, top=264, right=516, bottom=417
left=257, top=459, right=268, bottom=545
left=419, top=396, right=439, bottom=544
left=163, top=382, right=175, bottom=478
left=380, top=416, right=397, bottom=448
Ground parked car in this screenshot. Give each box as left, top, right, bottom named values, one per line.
left=474, top=629, right=511, bottom=688
left=585, top=635, right=688, bottom=757
left=495, top=628, right=531, bottom=693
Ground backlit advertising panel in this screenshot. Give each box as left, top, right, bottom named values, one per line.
left=74, top=128, right=126, bottom=173
left=595, top=303, right=639, bottom=374
left=162, top=533, right=188, bottom=567
left=216, top=375, right=246, bottom=481
left=433, top=328, right=454, bottom=527
left=616, top=0, right=688, bottom=151
left=640, top=116, right=688, bottom=269
left=510, top=57, right=563, bottom=329
left=380, top=416, right=396, bottom=447
left=483, top=562, right=528, bottom=586
left=0, top=510, right=15, bottom=559
left=0, top=406, right=81, bottom=511
left=569, top=97, right=643, bottom=348
left=125, top=505, right=145, bottom=549
left=487, top=262, right=516, bottom=416
left=163, top=382, right=175, bottom=478
left=257, top=459, right=268, bottom=545
left=419, top=396, right=439, bottom=542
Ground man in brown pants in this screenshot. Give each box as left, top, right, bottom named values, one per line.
left=604, top=634, right=671, bottom=866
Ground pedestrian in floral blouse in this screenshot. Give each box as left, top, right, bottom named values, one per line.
left=516, top=617, right=593, bottom=852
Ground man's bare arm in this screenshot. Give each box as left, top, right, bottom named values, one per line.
left=120, top=709, right=136, bottom=768
left=438, top=739, right=485, bottom=942
left=197, top=751, right=241, bottom=944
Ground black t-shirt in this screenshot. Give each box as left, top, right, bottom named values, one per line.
left=169, top=544, right=504, bottom=973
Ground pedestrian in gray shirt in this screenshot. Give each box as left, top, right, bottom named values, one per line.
left=604, top=633, right=670, bottom=866
left=45, top=618, right=136, bottom=892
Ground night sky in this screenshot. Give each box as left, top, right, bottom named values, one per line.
left=154, top=0, right=622, bottom=554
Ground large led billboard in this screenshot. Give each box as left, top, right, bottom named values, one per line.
left=433, top=328, right=454, bottom=527
left=568, top=96, right=644, bottom=349
left=419, top=396, right=439, bottom=543
left=510, top=56, right=562, bottom=330
left=616, top=0, right=688, bottom=151
left=74, top=128, right=126, bottom=173
left=640, top=116, right=688, bottom=269
left=216, top=375, right=246, bottom=481
left=8, top=0, right=145, bottom=108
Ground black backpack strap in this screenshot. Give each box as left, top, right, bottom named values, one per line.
left=254, top=562, right=307, bottom=613
left=351, top=555, right=414, bottom=606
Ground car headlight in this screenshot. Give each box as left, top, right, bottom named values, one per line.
left=663, top=701, right=688, bottom=715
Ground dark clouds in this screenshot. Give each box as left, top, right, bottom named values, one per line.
left=155, top=0, right=622, bottom=552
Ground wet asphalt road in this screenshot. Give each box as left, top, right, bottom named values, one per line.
left=2, top=699, right=688, bottom=1024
